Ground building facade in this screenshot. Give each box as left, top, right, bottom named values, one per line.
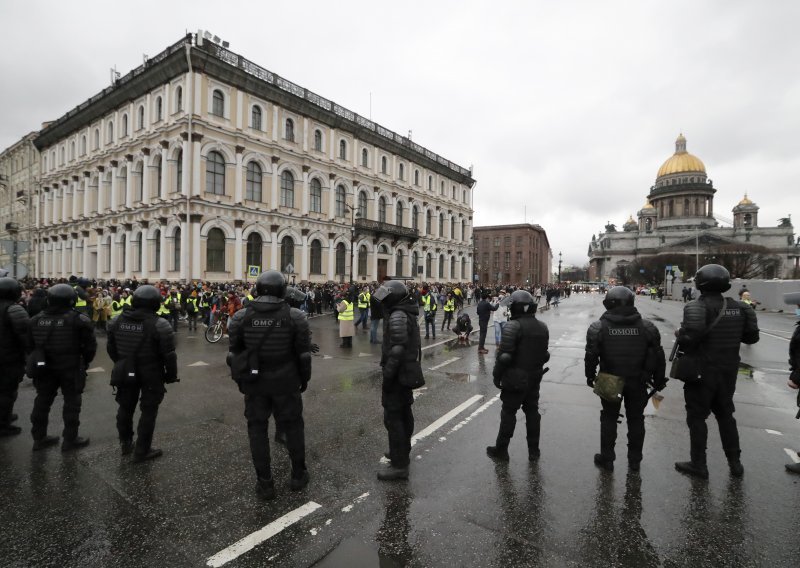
left=0, top=132, right=40, bottom=276
left=473, top=224, right=551, bottom=286
left=588, top=134, right=798, bottom=281
left=32, top=34, right=475, bottom=284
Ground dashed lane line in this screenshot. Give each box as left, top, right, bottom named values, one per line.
left=761, top=331, right=790, bottom=342
left=421, top=338, right=453, bottom=351
left=206, top=501, right=322, bottom=567
left=766, top=429, right=783, bottom=436
left=784, top=448, right=800, bottom=464
left=429, top=357, right=460, bottom=371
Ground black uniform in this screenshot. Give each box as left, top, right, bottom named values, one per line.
left=380, top=300, right=422, bottom=468
left=107, top=309, right=178, bottom=455
left=228, top=296, right=311, bottom=483
left=585, top=305, right=665, bottom=466
left=491, top=312, right=550, bottom=457
left=677, top=293, right=758, bottom=466
left=0, top=300, right=29, bottom=433
left=28, top=307, right=96, bottom=444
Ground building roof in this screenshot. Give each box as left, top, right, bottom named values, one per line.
left=656, top=134, right=706, bottom=178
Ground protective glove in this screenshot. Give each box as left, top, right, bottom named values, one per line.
left=165, top=375, right=179, bottom=384
left=653, top=375, right=668, bottom=391
left=225, top=352, right=233, bottom=367
left=310, top=343, right=320, bottom=354
left=586, top=375, right=595, bottom=388
left=300, top=380, right=308, bottom=393
left=493, top=376, right=502, bottom=389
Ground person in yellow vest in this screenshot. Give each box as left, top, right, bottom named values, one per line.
left=336, top=294, right=355, bottom=348
left=442, top=292, right=455, bottom=331
left=355, top=287, right=371, bottom=331
left=162, top=289, right=181, bottom=332
left=111, top=293, right=125, bottom=319
left=421, top=287, right=437, bottom=339
left=185, top=291, right=199, bottom=332
left=72, top=277, right=91, bottom=319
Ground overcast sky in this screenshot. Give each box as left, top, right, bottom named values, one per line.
left=2, top=0, right=798, bottom=267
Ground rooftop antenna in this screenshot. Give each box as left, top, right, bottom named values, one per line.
left=109, top=66, right=120, bottom=85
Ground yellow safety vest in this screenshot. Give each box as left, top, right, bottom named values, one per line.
left=444, top=299, right=455, bottom=312
left=422, top=294, right=436, bottom=312
left=122, top=296, right=132, bottom=307
left=111, top=300, right=124, bottom=317
left=338, top=300, right=354, bottom=321
left=358, top=292, right=370, bottom=309
left=186, top=297, right=198, bottom=313
left=73, top=286, right=87, bottom=308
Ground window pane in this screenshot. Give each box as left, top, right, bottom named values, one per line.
left=212, top=90, right=224, bottom=116
left=207, top=228, right=226, bottom=272
left=310, top=240, right=322, bottom=273
left=378, top=197, right=386, bottom=223
left=335, top=186, right=345, bottom=217
left=280, top=236, right=294, bottom=271
left=310, top=178, right=322, bottom=213
left=281, top=171, right=295, bottom=207
left=246, top=233, right=263, bottom=267
left=251, top=106, right=262, bottom=130
left=206, top=151, right=225, bottom=195
left=246, top=162, right=262, bottom=201
left=358, top=192, right=367, bottom=219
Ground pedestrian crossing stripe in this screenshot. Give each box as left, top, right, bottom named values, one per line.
left=188, top=361, right=210, bottom=367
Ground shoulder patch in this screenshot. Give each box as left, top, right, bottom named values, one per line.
left=607, top=327, right=640, bottom=336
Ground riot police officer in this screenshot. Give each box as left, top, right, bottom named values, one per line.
left=486, top=290, right=550, bottom=462
left=674, top=264, right=759, bottom=479
left=374, top=280, right=422, bottom=481
left=228, top=270, right=312, bottom=500
left=107, top=285, right=178, bottom=461
left=585, top=286, right=666, bottom=472
left=785, top=291, right=800, bottom=475
left=28, top=284, right=96, bottom=451
left=71, top=276, right=91, bottom=319
left=0, top=277, right=29, bottom=436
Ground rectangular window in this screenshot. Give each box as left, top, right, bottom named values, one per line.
left=504, top=252, right=510, bottom=270
left=516, top=236, right=522, bottom=247
left=504, top=236, right=511, bottom=248
left=494, top=237, right=500, bottom=247
left=493, top=252, right=499, bottom=269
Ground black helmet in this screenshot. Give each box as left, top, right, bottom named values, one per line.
left=603, top=286, right=636, bottom=310
left=284, top=286, right=307, bottom=308
left=132, top=285, right=163, bottom=312
left=374, top=280, right=409, bottom=308
left=47, top=283, right=77, bottom=310
left=508, top=289, right=536, bottom=317
left=256, top=270, right=287, bottom=297
left=0, top=277, right=22, bottom=302
left=77, top=277, right=90, bottom=288
left=695, top=264, right=731, bottom=293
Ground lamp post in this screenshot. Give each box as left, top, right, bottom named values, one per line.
left=344, top=203, right=360, bottom=285
left=558, top=251, right=562, bottom=284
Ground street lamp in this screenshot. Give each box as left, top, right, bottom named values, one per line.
left=558, top=251, right=562, bottom=284
left=343, top=203, right=360, bottom=285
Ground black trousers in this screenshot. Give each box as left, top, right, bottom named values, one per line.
left=599, top=378, right=648, bottom=463
left=244, top=392, right=305, bottom=479
left=441, top=312, right=453, bottom=330
left=496, top=381, right=542, bottom=453
left=478, top=321, right=489, bottom=349
left=382, top=386, right=414, bottom=467
left=31, top=373, right=84, bottom=441
left=116, top=381, right=166, bottom=452
left=0, top=364, right=23, bottom=427
left=683, top=366, right=739, bottom=464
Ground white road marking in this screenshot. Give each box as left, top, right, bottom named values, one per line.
left=323, top=355, right=333, bottom=360
left=784, top=448, right=800, bottom=464
left=429, top=357, right=460, bottom=371
left=188, top=361, right=209, bottom=367
left=379, top=394, right=484, bottom=463
left=86, top=367, right=105, bottom=373
left=309, top=493, right=368, bottom=536
left=412, top=387, right=428, bottom=400
left=766, top=429, right=783, bottom=436
left=358, top=352, right=371, bottom=357
left=421, top=338, right=452, bottom=351
left=446, top=393, right=501, bottom=434
left=761, top=331, right=790, bottom=342
left=206, top=501, right=322, bottom=567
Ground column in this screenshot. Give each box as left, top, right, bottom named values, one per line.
left=61, top=186, right=69, bottom=221
left=110, top=162, right=119, bottom=210
left=108, top=230, right=118, bottom=280
left=270, top=230, right=279, bottom=271
left=270, top=158, right=279, bottom=208
left=326, top=242, right=335, bottom=281
left=140, top=227, right=150, bottom=280
left=159, top=226, right=167, bottom=280
left=142, top=154, right=151, bottom=205
left=42, top=241, right=49, bottom=278
left=179, top=219, right=188, bottom=281
left=96, top=231, right=105, bottom=278
left=191, top=218, right=201, bottom=280
left=83, top=173, right=91, bottom=217
left=82, top=234, right=90, bottom=277
left=352, top=244, right=359, bottom=282
left=97, top=168, right=105, bottom=213
left=191, top=134, right=202, bottom=197
left=390, top=249, right=397, bottom=278
left=50, top=189, right=57, bottom=224
left=159, top=144, right=168, bottom=198
left=181, top=137, right=190, bottom=196
left=123, top=228, right=133, bottom=278
left=271, top=106, right=279, bottom=142
left=72, top=179, right=80, bottom=219
left=300, top=168, right=309, bottom=215
left=42, top=191, right=49, bottom=228
left=299, top=233, right=309, bottom=281
left=234, top=222, right=243, bottom=280
left=125, top=156, right=133, bottom=208
left=302, top=117, right=309, bottom=152
left=328, top=128, right=335, bottom=161
left=60, top=239, right=67, bottom=277
left=370, top=248, right=378, bottom=281
left=234, top=147, right=244, bottom=203
left=327, top=174, right=336, bottom=219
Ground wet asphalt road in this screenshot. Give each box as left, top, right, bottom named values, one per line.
left=1, top=294, right=799, bottom=567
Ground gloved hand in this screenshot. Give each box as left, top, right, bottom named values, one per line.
left=653, top=375, right=668, bottom=391
left=225, top=352, right=233, bottom=367
left=300, top=380, right=308, bottom=393
left=165, top=375, right=179, bottom=384
left=310, top=343, right=320, bottom=354
left=493, top=376, right=502, bottom=389
left=586, top=375, right=595, bottom=388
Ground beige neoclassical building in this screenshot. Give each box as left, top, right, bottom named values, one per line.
left=32, top=33, right=475, bottom=284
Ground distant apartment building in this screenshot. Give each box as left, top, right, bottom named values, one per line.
left=473, top=223, right=551, bottom=285
left=0, top=132, right=39, bottom=276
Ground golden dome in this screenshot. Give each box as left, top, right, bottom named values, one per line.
left=641, top=200, right=654, bottom=210
left=656, top=134, right=706, bottom=178
left=738, top=193, right=753, bottom=206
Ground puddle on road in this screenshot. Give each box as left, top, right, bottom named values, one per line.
left=316, top=537, right=407, bottom=568
left=445, top=372, right=477, bottom=383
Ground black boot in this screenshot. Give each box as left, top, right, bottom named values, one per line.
left=290, top=469, right=310, bottom=491
left=377, top=465, right=409, bottom=481
left=594, top=453, right=614, bottom=472
left=0, top=425, right=22, bottom=436
left=133, top=448, right=163, bottom=462
left=32, top=435, right=59, bottom=451
left=256, top=476, right=276, bottom=500
left=274, top=430, right=287, bottom=446
left=61, top=436, right=90, bottom=452
left=675, top=461, right=709, bottom=479
left=728, top=458, right=744, bottom=477
left=120, top=440, right=134, bottom=455
left=486, top=446, right=510, bottom=462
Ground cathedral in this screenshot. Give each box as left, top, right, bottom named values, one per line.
left=588, top=134, right=798, bottom=282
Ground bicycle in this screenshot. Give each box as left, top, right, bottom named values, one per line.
left=205, top=312, right=229, bottom=344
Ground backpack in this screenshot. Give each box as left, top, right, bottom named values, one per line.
left=110, top=317, right=155, bottom=387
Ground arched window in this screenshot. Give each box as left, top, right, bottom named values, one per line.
left=94, top=128, right=99, bottom=150
left=135, top=232, right=143, bottom=272
left=361, top=148, right=368, bottom=167
left=246, top=232, right=263, bottom=268
left=438, top=214, right=444, bottom=237
left=135, top=162, right=144, bottom=201
left=155, top=155, right=163, bottom=197
left=396, top=250, right=404, bottom=276
left=440, top=181, right=445, bottom=195
left=461, top=220, right=465, bottom=242
left=42, top=155, right=47, bottom=172
left=122, top=114, right=128, bottom=137
left=381, top=156, right=387, bottom=174
left=119, top=233, right=127, bottom=272
left=398, top=163, right=404, bottom=180
left=251, top=105, right=262, bottom=130
left=335, top=185, right=346, bottom=217
left=246, top=162, right=262, bottom=201
left=175, top=149, right=183, bottom=192
left=104, top=236, right=112, bottom=272
left=439, top=254, right=445, bottom=278
left=450, top=217, right=456, bottom=239
left=339, top=140, right=347, bottom=160
left=310, top=178, right=322, bottom=213
left=285, top=118, right=295, bottom=142
left=314, top=129, right=322, bottom=151
left=80, top=135, right=86, bottom=156
left=155, top=96, right=163, bottom=121
left=395, top=201, right=403, bottom=226
left=412, top=206, right=419, bottom=231
left=335, top=242, right=346, bottom=276
left=462, top=189, right=466, bottom=202
left=450, top=257, right=456, bottom=279
left=153, top=229, right=161, bottom=272
left=206, top=151, right=226, bottom=195
left=280, top=236, right=294, bottom=272
left=212, top=89, right=225, bottom=116
left=378, top=196, right=387, bottom=223
left=412, top=251, right=419, bottom=277
left=426, top=253, right=432, bottom=276
left=428, top=175, right=432, bottom=191
left=426, top=210, right=432, bottom=234
left=358, top=191, right=367, bottom=219
left=414, top=170, right=419, bottom=186
left=175, top=86, right=183, bottom=111
left=281, top=170, right=295, bottom=207
left=310, top=240, right=322, bottom=274
left=207, top=228, right=226, bottom=272
left=136, top=105, right=144, bottom=129
left=452, top=185, right=456, bottom=200
left=358, top=245, right=368, bottom=276
left=69, top=141, right=75, bottom=160
left=107, top=121, right=114, bottom=143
